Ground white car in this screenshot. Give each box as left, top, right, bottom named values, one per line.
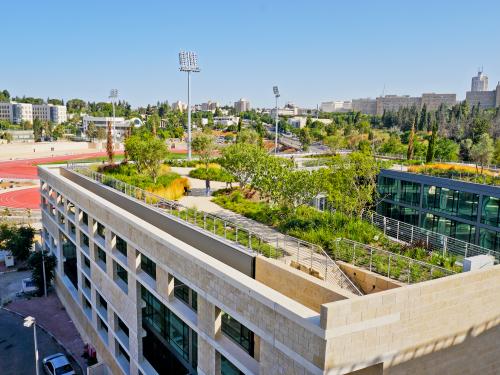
left=42, top=353, right=75, bottom=375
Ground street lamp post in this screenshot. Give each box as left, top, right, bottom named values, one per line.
left=42, top=251, right=47, bottom=298
left=24, top=316, right=39, bottom=375
left=109, top=89, right=118, bottom=141
left=179, top=51, right=200, bottom=161
left=273, top=86, right=280, bottom=154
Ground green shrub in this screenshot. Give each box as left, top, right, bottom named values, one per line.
left=189, top=167, right=235, bottom=182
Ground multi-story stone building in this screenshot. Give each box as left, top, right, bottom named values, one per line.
left=234, top=98, right=250, bottom=113
left=471, top=70, right=489, bottom=92
left=352, top=98, right=377, bottom=115
left=466, top=82, right=500, bottom=109
left=320, top=101, right=352, bottom=113
left=39, top=164, right=500, bottom=375
left=0, top=102, right=67, bottom=124
left=352, top=93, right=456, bottom=115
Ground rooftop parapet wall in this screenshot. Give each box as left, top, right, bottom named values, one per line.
left=320, top=265, right=500, bottom=374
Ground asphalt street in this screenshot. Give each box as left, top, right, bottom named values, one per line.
left=0, top=309, right=82, bottom=375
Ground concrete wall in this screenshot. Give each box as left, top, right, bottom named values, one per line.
left=255, top=257, right=352, bottom=312
left=337, top=261, right=403, bottom=294
left=320, top=265, right=500, bottom=374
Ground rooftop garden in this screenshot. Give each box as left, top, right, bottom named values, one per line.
left=407, top=163, right=500, bottom=185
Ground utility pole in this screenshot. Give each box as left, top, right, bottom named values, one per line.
left=24, top=316, right=39, bottom=375
left=273, top=86, right=280, bottom=154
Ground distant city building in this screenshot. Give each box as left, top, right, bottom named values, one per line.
left=213, top=116, right=239, bottom=127
left=234, top=98, right=250, bottom=113
left=0, top=102, right=66, bottom=124
left=287, top=116, right=307, bottom=129
left=81, top=116, right=142, bottom=139
left=471, top=70, right=489, bottom=92
left=172, top=100, right=187, bottom=112
left=466, top=82, right=500, bottom=109
left=201, top=101, right=219, bottom=112
left=352, top=93, right=456, bottom=115
left=352, top=98, right=377, bottom=115
left=320, top=101, right=352, bottom=113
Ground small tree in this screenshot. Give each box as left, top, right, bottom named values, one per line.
left=6, top=225, right=35, bottom=261
left=106, top=120, right=114, bottom=163
left=86, top=122, right=98, bottom=141
left=470, top=133, right=494, bottom=174
left=324, top=132, right=344, bottom=155
left=221, top=143, right=267, bottom=188
left=28, top=251, right=57, bottom=296
left=125, top=133, right=169, bottom=182
left=192, top=132, right=216, bottom=171
left=33, top=118, right=43, bottom=141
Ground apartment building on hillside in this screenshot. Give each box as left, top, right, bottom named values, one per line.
left=39, top=164, right=500, bottom=375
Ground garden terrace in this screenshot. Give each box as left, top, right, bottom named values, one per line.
left=62, top=164, right=361, bottom=296
left=406, top=163, right=500, bottom=186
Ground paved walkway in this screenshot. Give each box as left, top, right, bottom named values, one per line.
left=6, top=293, right=87, bottom=371
left=174, top=169, right=361, bottom=295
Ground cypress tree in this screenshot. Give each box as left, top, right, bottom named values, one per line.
left=426, top=121, right=438, bottom=163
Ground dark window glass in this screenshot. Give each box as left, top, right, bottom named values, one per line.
left=98, top=294, right=107, bottom=311
left=378, top=176, right=399, bottom=201
left=398, top=180, right=421, bottom=206
left=117, top=342, right=129, bottom=362
left=174, top=279, right=189, bottom=305
left=221, top=313, right=254, bottom=356
left=116, top=236, right=127, bottom=257
left=97, top=247, right=106, bottom=265
left=81, top=232, right=89, bottom=248
left=96, top=222, right=105, bottom=239
left=83, top=255, right=91, bottom=269
left=117, top=316, right=129, bottom=337
left=81, top=211, right=88, bottom=226
left=481, top=196, right=500, bottom=227
left=116, top=262, right=128, bottom=284
left=141, top=253, right=156, bottom=280
left=221, top=355, right=244, bottom=375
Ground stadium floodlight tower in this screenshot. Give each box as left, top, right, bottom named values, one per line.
left=109, top=89, right=118, bottom=140
left=179, top=51, right=200, bottom=161
left=273, top=85, right=280, bottom=154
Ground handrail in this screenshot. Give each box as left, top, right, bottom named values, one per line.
left=65, top=163, right=362, bottom=295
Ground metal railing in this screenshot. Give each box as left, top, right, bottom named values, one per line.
left=65, top=164, right=362, bottom=295
left=364, top=210, right=500, bottom=263
left=333, top=238, right=456, bottom=284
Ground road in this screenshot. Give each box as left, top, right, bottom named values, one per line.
left=0, top=309, right=83, bottom=375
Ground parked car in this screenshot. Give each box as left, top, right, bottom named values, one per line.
left=42, top=353, right=75, bottom=375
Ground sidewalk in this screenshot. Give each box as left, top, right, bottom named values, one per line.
left=6, top=293, right=87, bottom=371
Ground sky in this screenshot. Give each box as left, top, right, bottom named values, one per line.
left=2, top=0, right=500, bottom=109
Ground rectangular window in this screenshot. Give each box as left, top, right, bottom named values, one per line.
left=96, top=246, right=106, bottom=266
left=117, top=315, right=129, bottom=337
left=221, top=355, right=244, bottom=375
left=115, top=235, right=127, bottom=257
left=96, top=221, right=105, bottom=239
left=481, top=196, right=500, bottom=227
left=398, top=180, right=421, bottom=206
left=114, top=261, right=128, bottom=293
left=479, top=228, right=500, bottom=251
left=424, top=185, right=478, bottom=221
left=141, top=253, right=156, bottom=280
left=174, top=278, right=197, bottom=311
left=378, top=176, right=399, bottom=201
left=81, top=211, right=88, bottom=227
left=221, top=313, right=254, bottom=356
left=81, top=232, right=89, bottom=248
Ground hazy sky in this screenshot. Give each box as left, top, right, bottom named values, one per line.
left=2, top=0, right=499, bottom=108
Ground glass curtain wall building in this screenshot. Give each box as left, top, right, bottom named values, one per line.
left=377, top=170, right=500, bottom=251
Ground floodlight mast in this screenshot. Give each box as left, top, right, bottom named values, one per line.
left=179, top=51, right=200, bottom=161
left=273, top=86, right=280, bottom=154
left=109, top=89, right=118, bottom=141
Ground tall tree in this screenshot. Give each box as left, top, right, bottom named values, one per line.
left=470, top=133, right=494, bottom=173
left=407, top=123, right=415, bottom=160
left=28, top=251, right=57, bottom=296
left=86, top=122, right=98, bottom=142
left=106, top=120, right=114, bottom=163
left=426, top=121, right=438, bottom=163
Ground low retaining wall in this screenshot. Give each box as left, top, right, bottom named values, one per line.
left=337, top=261, right=404, bottom=294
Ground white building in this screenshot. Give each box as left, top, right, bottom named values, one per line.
left=172, top=100, right=187, bottom=112
left=201, top=101, right=219, bottom=112
left=81, top=116, right=142, bottom=139
left=320, top=101, right=352, bottom=113
left=0, top=102, right=67, bottom=124
left=287, top=116, right=307, bottom=129
left=234, top=98, right=250, bottom=113
left=213, top=116, right=239, bottom=127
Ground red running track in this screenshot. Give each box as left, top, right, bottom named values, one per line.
left=0, top=187, right=40, bottom=209
left=0, top=149, right=187, bottom=179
